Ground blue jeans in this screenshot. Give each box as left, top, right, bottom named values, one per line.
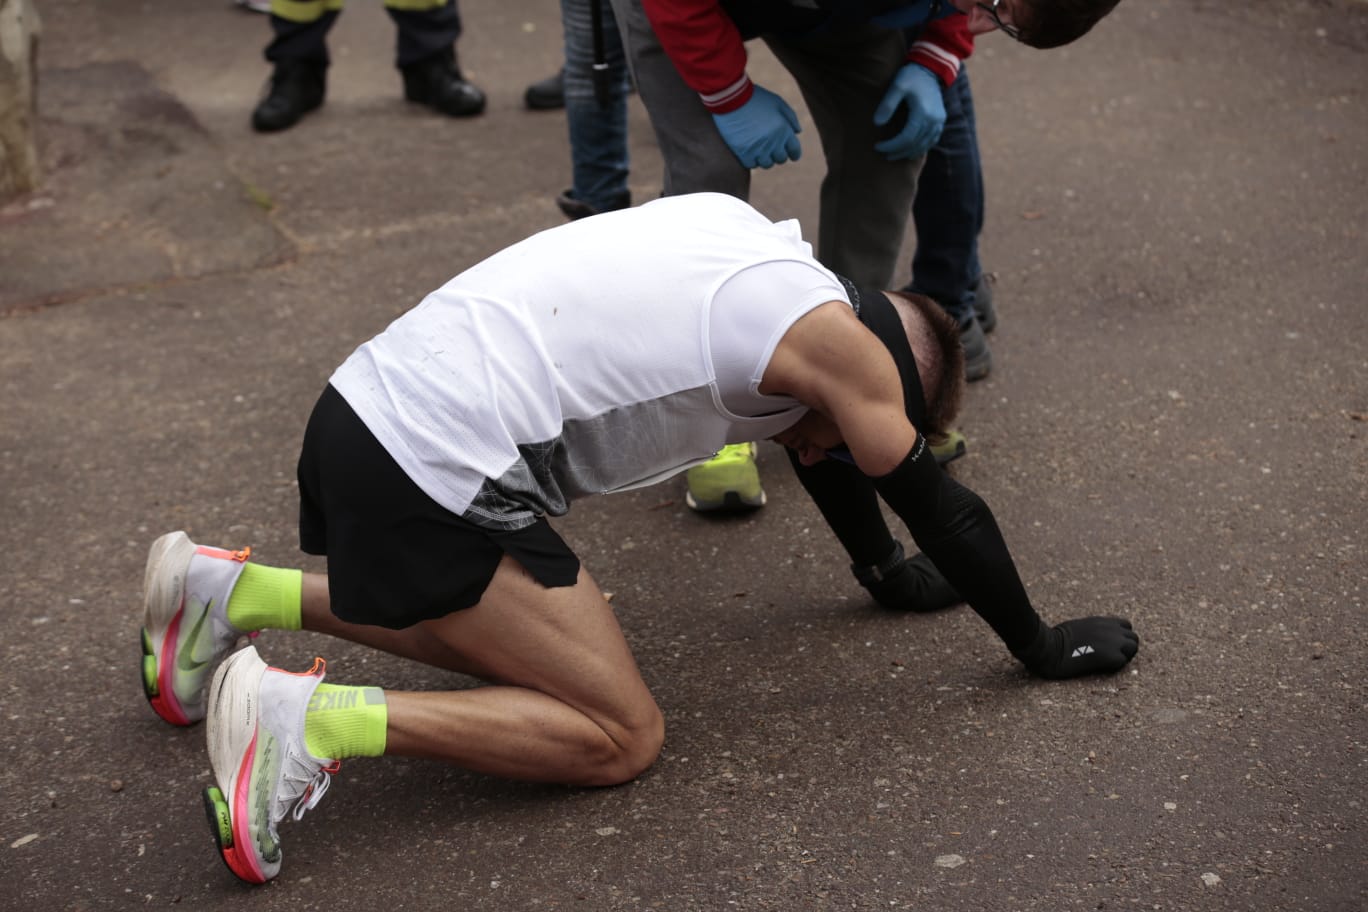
left=562, top=0, right=631, bottom=211
left=908, top=67, right=983, bottom=326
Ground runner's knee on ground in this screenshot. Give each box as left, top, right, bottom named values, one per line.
left=389, top=556, right=666, bottom=786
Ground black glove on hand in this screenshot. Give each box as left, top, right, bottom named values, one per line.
left=1014, top=616, right=1140, bottom=679
left=853, top=542, right=961, bottom=613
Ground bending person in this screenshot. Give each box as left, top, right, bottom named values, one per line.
left=138, top=193, right=1139, bottom=885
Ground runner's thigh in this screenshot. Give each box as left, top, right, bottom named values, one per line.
left=415, top=554, right=659, bottom=736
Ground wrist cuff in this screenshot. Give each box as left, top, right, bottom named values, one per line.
left=701, top=74, right=753, bottom=113
left=852, top=541, right=905, bottom=587
left=1011, top=618, right=1054, bottom=667
left=909, top=43, right=960, bottom=86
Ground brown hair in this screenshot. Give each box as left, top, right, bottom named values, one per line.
left=1018, top=0, right=1124, bottom=49
left=888, top=291, right=965, bottom=440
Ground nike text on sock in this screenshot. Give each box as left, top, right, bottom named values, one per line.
left=304, top=684, right=388, bottom=759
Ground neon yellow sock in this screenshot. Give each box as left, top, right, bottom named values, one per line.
left=225, top=564, right=302, bottom=632
left=305, top=684, right=388, bottom=759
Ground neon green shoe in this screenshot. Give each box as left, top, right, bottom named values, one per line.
left=930, top=429, right=967, bottom=466
left=685, top=442, right=767, bottom=512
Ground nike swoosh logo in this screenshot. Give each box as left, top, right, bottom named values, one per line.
left=176, top=598, right=215, bottom=674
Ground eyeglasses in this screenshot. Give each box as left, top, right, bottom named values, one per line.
left=977, top=0, right=1022, bottom=41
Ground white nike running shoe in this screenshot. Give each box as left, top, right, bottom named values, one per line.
left=140, top=531, right=250, bottom=725
left=203, top=645, right=338, bottom=884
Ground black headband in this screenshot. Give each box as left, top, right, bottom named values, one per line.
left=838, top=275, right=928, bottom=433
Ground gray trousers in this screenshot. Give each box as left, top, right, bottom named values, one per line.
left=610, top=0, right=920, bottom=288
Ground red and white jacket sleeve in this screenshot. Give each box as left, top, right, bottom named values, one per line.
left=642, top=0, right=756, bottom=114
left=909, top=13, right=974, bottom=86
left=641, top=1, right=976, bottom=115
left=640, top=0, right=974, bottom=114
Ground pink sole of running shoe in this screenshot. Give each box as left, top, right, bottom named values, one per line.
left=203, top=731, right=268, bottom=884
left=142, top=613, right=192, bottom=726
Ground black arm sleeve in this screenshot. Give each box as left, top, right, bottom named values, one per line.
left=785, top=447, right=896, bottom=567
left=786, top=447, right=961, bottom=612
left=870, top=436, right=1046, bottom=656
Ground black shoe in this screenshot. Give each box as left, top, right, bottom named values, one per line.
left=402, top=49, right=486, bottom=117
left=555, top=189, right=630, bottom=221
left=960, top=316, right=993, bottom=382
left=251, top=62, right=326, bottom=133
left=972, top=272, right=997, bottom=333
left=525, top=69, right=565, bottom=110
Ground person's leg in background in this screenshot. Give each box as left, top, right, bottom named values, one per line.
left=906, top=67, right=994, bottom=382
left=252, top=0, right=340, bottom=132
left=607, top=0, right=750, bottom=200
left=687, top=26, right=925, bottom=510
left=252, top=0, right=484, bottom=131
left=557, top=0, right=632, bottom=218
left=766, top=23, right=919, bottom=290
left=525, top=68, right=567, bottom=110
left=388, top=0, right=486, bottom=117
left=607, top=0, right=757, bottom=511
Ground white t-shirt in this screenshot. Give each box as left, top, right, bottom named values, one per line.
left=331, top=193, right=849, bottom=530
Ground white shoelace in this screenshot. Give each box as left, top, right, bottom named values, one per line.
left=282, top=756, right=337, bottom=823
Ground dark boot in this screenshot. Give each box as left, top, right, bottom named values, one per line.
left=251, top=61, right=326, bottom=133
left=959, top=316, right=993, bottom=382
left=555, top=189, right=630, bottom=221
left=401, top=49, right=486, bottom=117
left=524, top=69, right=565, bottom=110
left=972, top=272, right=997, bottom=333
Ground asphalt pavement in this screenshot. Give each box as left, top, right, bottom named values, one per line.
left=1, top=1, right=1365, bottom=910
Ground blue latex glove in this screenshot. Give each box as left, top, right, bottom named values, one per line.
left=711, top=85, right=802, bottom=169
left=873, top=63, right=946, bottom=162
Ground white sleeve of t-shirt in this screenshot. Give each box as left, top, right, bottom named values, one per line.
left=707, top=258, right=850, bottom=417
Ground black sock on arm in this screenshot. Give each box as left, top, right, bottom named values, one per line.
left=786, top=448, right=896, bottom=566
left=786, top=448, right=960, bottom=612
left=870, top=438, right=1140, bottom=677
left=869, top=436, right=1045, bottom=655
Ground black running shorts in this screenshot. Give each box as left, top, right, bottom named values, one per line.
left=296, top=385, right=581, bottom=630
